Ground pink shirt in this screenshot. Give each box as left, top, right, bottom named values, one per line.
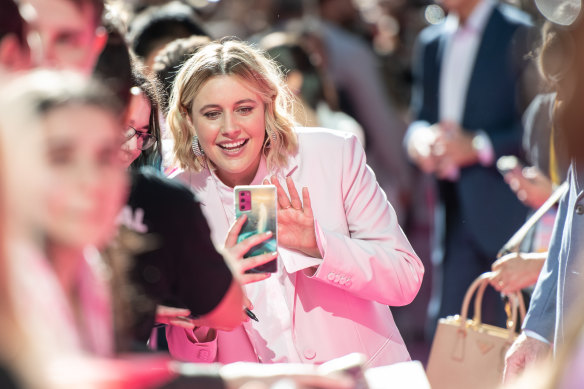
left=10, top=242, right=113, bottom=358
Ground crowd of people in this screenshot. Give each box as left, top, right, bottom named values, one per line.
left=1, top=0, right=584, bottom=388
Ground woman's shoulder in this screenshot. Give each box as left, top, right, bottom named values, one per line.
left=293, top=127, right=361, bottom=160
left=294, top=126, right=358, bottom=146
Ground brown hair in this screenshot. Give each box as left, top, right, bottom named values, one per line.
left=541, top=18, right=584, bottom=161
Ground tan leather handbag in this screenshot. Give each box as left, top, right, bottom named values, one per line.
left=425, top=273, right=526, bottom=389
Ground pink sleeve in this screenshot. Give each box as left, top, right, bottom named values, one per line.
left=166, top=325, right=218, bottom=363
left=309, top=135, right=424, bottom=306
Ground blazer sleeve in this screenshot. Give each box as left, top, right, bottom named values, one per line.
left=166, top=325, right=218, bottom=363
left=310, top=135, right=424, bottom=306
left=522, top=172, right=570, bottom=341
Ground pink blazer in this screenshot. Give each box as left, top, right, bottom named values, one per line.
left=167, top=128, right=424, bottom=367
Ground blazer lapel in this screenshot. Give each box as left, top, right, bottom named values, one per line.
left=185, top=169, right=232, bottom=247
left=281, top=151, right=300, bottom=179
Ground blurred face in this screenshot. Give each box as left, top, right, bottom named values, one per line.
left=25, top=0, right=105, bottom=75
left=1, top=115, right=48, bottom=239
left=190, top=75, right=266, bottom=187
left=121, top=92, right=151, bottom=167
left=44, top=105, right=127, bottom=249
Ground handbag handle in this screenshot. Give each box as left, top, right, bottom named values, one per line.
left=472, top=275, right=526, bottom=324
left=459, top=272, right=525, bottom=341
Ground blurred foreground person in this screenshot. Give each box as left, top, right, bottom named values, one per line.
left=2, top=70, right=127, bottom=358
left=0, top=0, right=32, bottom=74
left=23, top=0, right=107, bottom=75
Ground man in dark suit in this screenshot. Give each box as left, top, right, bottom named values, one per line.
left=405, top=0, right=536, bottom=335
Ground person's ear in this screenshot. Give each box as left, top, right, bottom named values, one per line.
left=182, top=107, right=197, bottom=134
left=179, top=109, right=196, bottom=138
left=0, top=35, right=29, bottom=72
left=187, top=117, right=198, bottom=137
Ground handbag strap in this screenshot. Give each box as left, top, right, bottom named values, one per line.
left=497, top=181, right=569, bottom=257
left=459, top=272, right=525, bottom=341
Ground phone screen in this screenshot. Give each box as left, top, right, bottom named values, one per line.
left=234, top=185, right=278, bottom=273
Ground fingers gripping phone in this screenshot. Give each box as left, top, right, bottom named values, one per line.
left=234, top=185, right=278, bottom=273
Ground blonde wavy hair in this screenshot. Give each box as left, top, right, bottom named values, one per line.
left=167, top=38, right=298, bottom=172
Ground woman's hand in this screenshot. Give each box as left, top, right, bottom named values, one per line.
left=223, top=214, right=277, bottom=284
left=489, top=252, right=546, bottom=294
left=265, top=176, right=321, bottom=258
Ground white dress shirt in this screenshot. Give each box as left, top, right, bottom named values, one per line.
left=439, top=0, right=494, bottom=123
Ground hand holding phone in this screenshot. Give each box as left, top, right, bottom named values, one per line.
left=232, top=185, right=278, bottom=273
left=223, top=216, right=277, bottom=283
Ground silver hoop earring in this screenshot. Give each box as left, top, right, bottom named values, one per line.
left=192, top=135, right=204, bottom=157
left=266, top=129, right=277, bottom=148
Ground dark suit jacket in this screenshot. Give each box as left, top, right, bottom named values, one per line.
left=407, top=3, right=534, bottom=258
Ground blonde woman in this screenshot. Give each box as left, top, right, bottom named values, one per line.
left=166, top=38, right=424, bottom=367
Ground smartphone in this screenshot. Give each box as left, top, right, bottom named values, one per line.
left=234, top=185, right=278, bottom=273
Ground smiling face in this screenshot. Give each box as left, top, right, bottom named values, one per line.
left=190, top=75, right=266, bottom=187
left=44, top=104, right=127, bottom=249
